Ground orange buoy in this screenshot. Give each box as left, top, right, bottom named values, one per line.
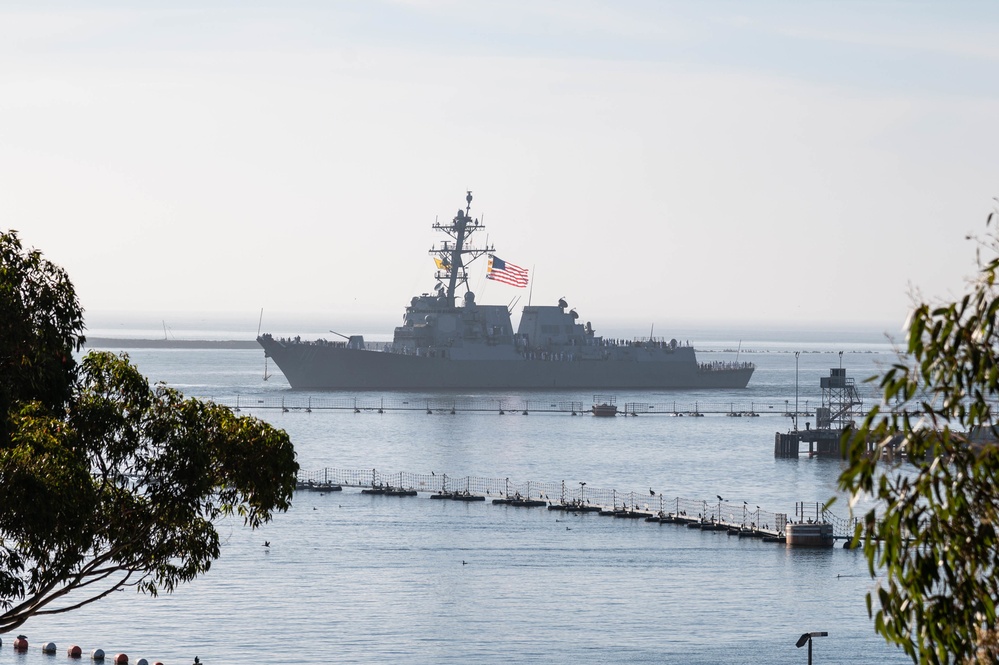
left=68, top=644, right=83, bottom=658
left=114, top=654, right=128, bottom=664
left=13, top=635, right=28, bottom=651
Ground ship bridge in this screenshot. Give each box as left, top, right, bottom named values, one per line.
left=517, top=305, right=593, bottom=349
left=394, top=290, right=516, bottom=352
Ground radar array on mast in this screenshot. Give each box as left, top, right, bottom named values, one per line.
left=430, top=191, right=494, bottom=307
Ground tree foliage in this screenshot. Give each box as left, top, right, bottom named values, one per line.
left=0, top=230, right=84, bottom=447
left=839, top=200, right=999, bottom=664
left=0, top=230, right=298, bottom=633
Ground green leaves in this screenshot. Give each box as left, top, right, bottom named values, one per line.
left=0, top=230, right=298, bottom=633
left=0, top=231, right=85, bottom=448
left=0, top=349, right=298, bottom=632
left=73, top=351, right=298, bottom=589
left=838, top=204, right=999, bottom=663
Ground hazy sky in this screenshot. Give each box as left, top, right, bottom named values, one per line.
left=3, top=1, right=998, bottom=337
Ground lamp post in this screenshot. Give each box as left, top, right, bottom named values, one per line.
left=794, top=351, right=800, bottom=430
left=795, top=631, right=828, bottom=664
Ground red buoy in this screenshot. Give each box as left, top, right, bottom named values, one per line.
left=114, top=654, right=128, bottom=664
left=13, top=636, right=28, bottom=651
left=68, top=644, right=83, bottom=658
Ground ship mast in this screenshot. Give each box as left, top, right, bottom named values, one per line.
left=430, top=191, right=493, bottom=308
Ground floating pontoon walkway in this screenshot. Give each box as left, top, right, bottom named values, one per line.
left=297, top=468, right=866, bottom=546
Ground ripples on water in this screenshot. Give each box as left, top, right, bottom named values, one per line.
left=12, top=343, right=910, bottom=663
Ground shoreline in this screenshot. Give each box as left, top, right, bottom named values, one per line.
left=84, top=338, right=259, bottom=350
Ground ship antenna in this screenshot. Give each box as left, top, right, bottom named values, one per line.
left=527, top=265, right=535, bottom=307
left=466, top=190, right=473, bottom=215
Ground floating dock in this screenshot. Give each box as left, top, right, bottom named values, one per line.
left=786, top=522, right=835, bottom=547
left=297, top=468, right=861, bottom=549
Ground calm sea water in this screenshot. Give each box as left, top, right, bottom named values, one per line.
left=7, top=333, right=912, bottom=664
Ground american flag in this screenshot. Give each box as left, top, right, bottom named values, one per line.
left=486, top=255, right=529, bottom=288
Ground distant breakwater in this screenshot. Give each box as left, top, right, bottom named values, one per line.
left=85, top=337, right=258, bottom=350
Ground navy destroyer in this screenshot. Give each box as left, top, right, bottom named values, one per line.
left=257, top=192, right=754, bottom=390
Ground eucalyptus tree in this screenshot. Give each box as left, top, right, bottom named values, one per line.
left=0, top=230, right=298, bottom=632
left=840, top=200, right=999, bottom=664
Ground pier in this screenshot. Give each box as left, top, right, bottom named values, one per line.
left=774, top=366, right=864, bottom=459
left=774, top=427, right=846, bottom=458
left=297, top=467, right=865, bottom=547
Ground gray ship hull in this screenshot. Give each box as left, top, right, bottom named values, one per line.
left=258, top=337, right=753, bottom=390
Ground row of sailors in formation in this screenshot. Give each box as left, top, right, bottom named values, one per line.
left=395, top=347, right=582, bottom=361
left=601, top=338, right=690, bottom=348
left=523, top=350, right=579, bottom=361
left=395, top=346, right=630, bottom=361
left=539, top=338, right=692, bottom=348
left=310, top=339, right=352, bottom=348
left=272, top=335, right=690, bottom=348
left=394, top=348, right=723, bottom=363
left=700, top=361, right=754, bottom=371
left=271, top=335, right=692, bottom=350
left=274, top=336, right=349, bottom=347
left=274, top=337, right=397, bottom=351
